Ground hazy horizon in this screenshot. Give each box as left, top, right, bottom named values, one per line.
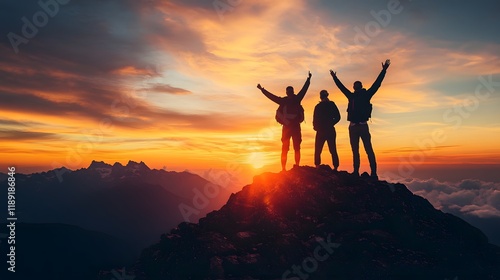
left=10, top=159, right=500, bottom=185
left=8, top=159, right=500, bottom=221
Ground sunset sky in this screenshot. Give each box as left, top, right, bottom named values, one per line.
left=1, top=0, right=499, bottom=185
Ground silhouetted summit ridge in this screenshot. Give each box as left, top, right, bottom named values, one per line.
left=126, top=160, right=150, bottom=170
left=135, top=166, right=500, bottom=280
left=88, top=160, right=113, bottom=169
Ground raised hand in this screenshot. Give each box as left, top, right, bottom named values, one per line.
left=329, top=69, right=337, bottom=78
left=308, top=71, right=312, bottom=79
left=382, top=59, right=391, bottom=70
left=257, top=84, right=263, bottom=90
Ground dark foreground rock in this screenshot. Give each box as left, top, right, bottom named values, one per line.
left=134, top=166, right=500, bottom=280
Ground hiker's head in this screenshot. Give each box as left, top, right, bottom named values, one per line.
left=320, top=90, right=329, bottom=100
left=353, top=81, right=363, bottom=91
left=286, top=86, right=295, bottom=97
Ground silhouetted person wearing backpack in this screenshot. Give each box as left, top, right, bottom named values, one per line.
left=257, top=71, right=312, bottom=171
left=313, top=90, right=341, bottom=170
left=330, top=59, right=390, bottom=178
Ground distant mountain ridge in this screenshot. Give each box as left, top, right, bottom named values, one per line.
left=86, top=160, right=151, bottom=179
left=134, top=166, right=500, bottom=280
left=0, top=161, right=231, bottom=250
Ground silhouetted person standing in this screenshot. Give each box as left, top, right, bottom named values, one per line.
left=313, top=90, right=341, bottom=170
left=330, top=60, right=390, bottom=178
left=257, top=71, right=312, bottom=171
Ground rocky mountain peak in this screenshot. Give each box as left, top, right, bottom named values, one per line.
left=126, top=160, right=150, bottom=170
left=135, top=166, right=500, bottom=279
left=88, top=160, right=113, bottom=170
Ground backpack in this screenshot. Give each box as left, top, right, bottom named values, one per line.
left=276, top=101, right=304, bottom=125
left=313, top=101, right=339, bottom=131
left=347, top=96, right=372, bottom=122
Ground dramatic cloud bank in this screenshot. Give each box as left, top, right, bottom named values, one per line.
left=406, top=178, right=500, bottom=218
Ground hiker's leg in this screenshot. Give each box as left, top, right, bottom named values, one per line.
left=281, top=127, right=291, bottom=171
left=314, top=131, right=326, bottom=167
left=349, top=125, right=360, bottom=175
left=292, top=126, right=302, bottom=166
left=327, top=127, right=339, bottom=170
left=360, top=124, right=377, bottom=176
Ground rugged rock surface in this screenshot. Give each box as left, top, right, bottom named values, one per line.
left=135, top=166, right=500, bottom=280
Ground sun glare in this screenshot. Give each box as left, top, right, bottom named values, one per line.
left=248, top=152, right=267, bottom=169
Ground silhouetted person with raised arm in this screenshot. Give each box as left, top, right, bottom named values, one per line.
left=330, top=59, right=390, bottom=178
left=257, top=71, right=312, bottom=171
left=313, top=90, right=341, bottom=170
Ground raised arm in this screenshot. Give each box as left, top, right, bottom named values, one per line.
left=257, top=84, right=282, bottom=104
left=296, top=71, right=312, bottom=101
left=330, top=70, right=352, bottom=99
left=367, top=59, right=390, bottom=98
